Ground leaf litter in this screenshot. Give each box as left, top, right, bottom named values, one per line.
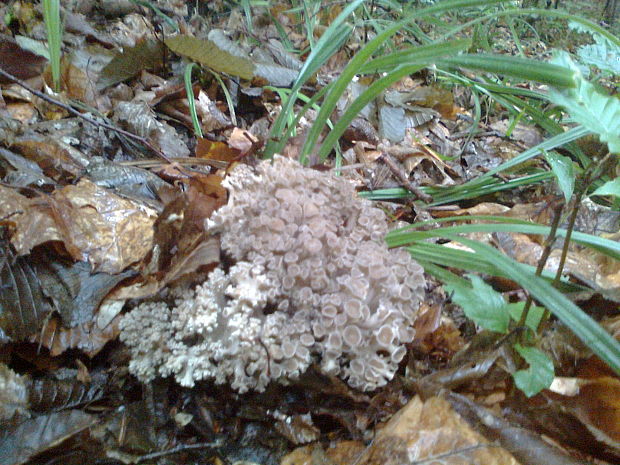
left=0, top=1, right=619, bottom=465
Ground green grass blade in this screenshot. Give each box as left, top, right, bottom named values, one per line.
left=360, top=171, right=554, bottom=204
left=438, top=54, right=576, bottom=88
left=314, top=40, right=469, bottom=162
left=184, top=63, right=202, bottom=138
left=264, top=0, right=364, bottom=157
left=386, top=216, right=620, bottom=260
left=359, top=38, right=471, bottom=74
left=42, top=0, right=62, bottom=92
left=438, top=8, right=620, bottom=49
left=405, top=242, right=585, bottom=292
left=298, top=0, right=510, bottom=162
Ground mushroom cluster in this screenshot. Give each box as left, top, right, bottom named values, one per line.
left=120, top=156, right=425, bottom=392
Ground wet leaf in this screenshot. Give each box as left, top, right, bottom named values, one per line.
left=353, top=395, right=520, bottom=465
left=33, top=255, right=134, bottom=327
left=0, top=147, right=56, bottom=189
left=0, top=410, right=97, bottom=465
left=49, top=179, right=157, bottom=274
left=0, top=242, right=53, bottom=342
left=0, top=186, right=61, bottom=255
left=12, top=134, right=87, bottom=182
left=33, top=313, right=122, bottom=357
left=28, top=376, right=105, bottom=412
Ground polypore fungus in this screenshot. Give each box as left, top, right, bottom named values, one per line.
left=120, top=156, right=425, bottom=392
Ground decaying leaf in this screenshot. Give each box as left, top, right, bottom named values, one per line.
left=0, top=364, right=29, bottom=420
left=547, top=354, right=620, bottom=453
left=28, top=376, right=105, bottom=412
left=0, top=241, right=53, bottom=342
left=113, top=101, right=190, bottom=159
left=273, top=412, right=320, bottom=445
left=49, top=179, right=157, bottom=273
left=33, top=255, right=134, bottom=327
left=0, top=33, right=47, bottom=83
left=98, top=39, right=165, bottom=89
left=281, top=441, right=366, bottom=465
left=0, top=180, right=157, bottom=273
left=12, top=134, right=88, bottom=182
left=354, top=395, right=520, bottom=465
left=0, top=409, right=97, bottom=465
left=164, top=35, right=255, bottom=80
left=32, top=313, right=123, bottom=357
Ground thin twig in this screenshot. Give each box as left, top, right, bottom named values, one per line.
left=0, top=66, right=173, bottom=163
left=377, top=152, right=432, bottom=203
left=135, top=440, right=224, bottom=463
left=518, top=199, right=564, bottom=327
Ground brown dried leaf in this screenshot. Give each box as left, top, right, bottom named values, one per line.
left=548, top=374, right=620, bottom=451
left=12, top=134, right=87, bottom=182
left=355, top=395, right=520, bottom=465
left=196, top=137, right=239, bottom=163
left=274, top=413, right=320, bottom=445
left=282, top=441, right=366, bottom=465
left=43, top=56, right=101, bottom=109
left=0, top=34, right=47, bottom=83
left=195, top=91, right=231, bottom=131
left=142, top=174, right=224, bottom=287
left=0, top=185, right=61, bottom=255
left=32, top=313, right=122, bottom=357
left=63, top=11, right=114, bottom=47
left=227, top=128, right=258, bottom=155
left=113, top=101, right=190, bottom=159
left=49, top=179, right=157, bottom=273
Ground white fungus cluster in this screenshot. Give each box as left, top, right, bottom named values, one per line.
left=120, top=156, right=425, bottom=392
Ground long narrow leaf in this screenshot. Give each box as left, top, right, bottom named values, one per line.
left=264, top=0, right=364, bottom=157
left=405, top=242, right=587, bottom=292
left=359, top=39, right=471, bottom=74
left=298, top=0, right=510, bottom=162
left=387, top=217, right=620, bottom=260
left=438, top=8, right=620, bottom=48
left=438, top=54, right=576, bottom=88
left=315, top=40, right=469, bottom=161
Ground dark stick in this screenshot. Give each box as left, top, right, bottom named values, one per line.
left=377, top=151, right=432, bottom=203
left=0, top=66, right=174, bottom=163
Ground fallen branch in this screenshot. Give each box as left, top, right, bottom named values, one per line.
left=0, top=66, right=173, bottom=163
